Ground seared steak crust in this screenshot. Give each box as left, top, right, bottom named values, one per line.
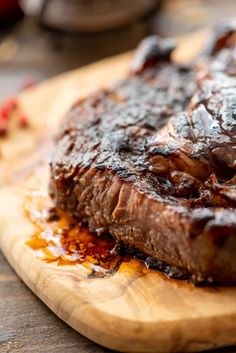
left=50, top=23, right=236, bottom=283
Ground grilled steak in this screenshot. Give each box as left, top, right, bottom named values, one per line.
left=50, top=22, right=236, bottom=284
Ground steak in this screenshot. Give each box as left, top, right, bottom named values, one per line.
left=50, top=21, right=236, bottom=284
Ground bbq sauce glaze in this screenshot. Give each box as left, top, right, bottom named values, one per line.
left=24, top=190, right=210, bottom=284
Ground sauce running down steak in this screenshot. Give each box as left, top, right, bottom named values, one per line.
left=50, top=22, right=236, bottom=284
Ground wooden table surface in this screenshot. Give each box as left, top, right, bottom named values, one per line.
left=0, top=252, right=112, bottom=353
left=1, top=1, right=236, bottom=352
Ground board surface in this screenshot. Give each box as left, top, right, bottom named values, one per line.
left=1, top=30, right=236, bottom=353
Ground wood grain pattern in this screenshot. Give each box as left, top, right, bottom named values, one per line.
left=1, top=30, right=236, bottom=353
left=0, top=252, right=113, bottom=353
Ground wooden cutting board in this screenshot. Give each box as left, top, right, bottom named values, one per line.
left=1, top=30, right=236, bottom=353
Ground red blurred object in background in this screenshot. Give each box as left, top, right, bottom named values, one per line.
left=0, top=0, right=23, bottom=27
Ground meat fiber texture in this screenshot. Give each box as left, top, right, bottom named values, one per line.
left=50, top=20, right=236, bottom=284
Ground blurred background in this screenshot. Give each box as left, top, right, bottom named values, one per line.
left=0, top=0, right=235, bottom=101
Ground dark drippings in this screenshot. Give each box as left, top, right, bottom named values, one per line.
left=24, top=190, right=212, bottom=285
left=24, top=191, right=122, bottom=278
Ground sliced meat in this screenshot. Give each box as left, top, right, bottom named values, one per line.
left=50, top=23, right=236, bottom=284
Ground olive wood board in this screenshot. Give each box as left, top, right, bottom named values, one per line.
left=1, top=29, right=236, bottom=353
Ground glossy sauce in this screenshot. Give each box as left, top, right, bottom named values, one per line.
left=24, top=190, right=122, bottom=277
